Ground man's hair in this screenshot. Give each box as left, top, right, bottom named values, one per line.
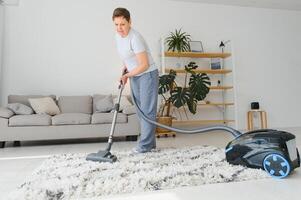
left=112, top=7, right=131, bottom=22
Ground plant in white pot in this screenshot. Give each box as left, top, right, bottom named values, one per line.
left=165, top=28, right=191, bottom=52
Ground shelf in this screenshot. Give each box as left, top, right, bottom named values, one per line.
left=164, top=51, right=231, bottom=58
left=209, top=86, right=233, bottom=90
left=172, top=120, right=235, bottom=125
left=165, top=68, right=232, bottom=74
left=197, top=102, right=234, bottom=106
left=161, top=39, right=236, bottom=128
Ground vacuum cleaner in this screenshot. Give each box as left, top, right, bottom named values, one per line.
left=87, top=82, right=300, bottom=178
left=86, top=83, right=124, bottom=163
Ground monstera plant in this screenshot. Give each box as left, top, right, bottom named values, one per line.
left=158, top=62, right=211, bottom=118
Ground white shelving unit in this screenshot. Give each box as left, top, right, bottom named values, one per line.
left=159, top=38, right=238, bottom=129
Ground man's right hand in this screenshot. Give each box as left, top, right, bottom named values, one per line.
left=120, top=75, right=128, bottom=85
left=120, top=67, right=129, bottom=85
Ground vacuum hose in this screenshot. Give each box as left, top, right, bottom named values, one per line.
left=130, top=89, right=242, bottom=138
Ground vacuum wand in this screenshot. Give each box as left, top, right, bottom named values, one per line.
left=86, top=70, right=126, bottom=163
left=105, top=83, right=124, bottom=152
left=105, top=68, right=128, bottom=151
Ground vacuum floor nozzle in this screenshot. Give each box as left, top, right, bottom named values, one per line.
left=86, top=150, right=117, bottom=163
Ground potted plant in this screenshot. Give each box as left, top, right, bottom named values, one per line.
left=165, top=28, right=191, bottom=52
left=157, top=62, right=211, bottom=132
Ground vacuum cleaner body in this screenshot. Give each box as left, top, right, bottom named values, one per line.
left=226, top=129, right=300, bottom=178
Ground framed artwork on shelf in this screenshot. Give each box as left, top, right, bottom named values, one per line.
left=189, top=41, right=203, bottom=52
left=210, top=58, right=222, bottom=70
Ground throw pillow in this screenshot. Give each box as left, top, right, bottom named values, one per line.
left=122, top=105, right=136, bottom=115
left=7, top=103, right=34, bottom=115
left=95, top=95, right=114, bottom=113
left=0, top=107, right=15, bottom=118
left=113, top=96, right=132, bottom=111
left=29, top=97, right=60, bottom=116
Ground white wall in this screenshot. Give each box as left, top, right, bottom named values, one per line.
left=2, top=0, right=301, bottom=129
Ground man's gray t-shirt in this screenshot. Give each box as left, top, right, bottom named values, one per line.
left=115, top=28, right=157, bottom=76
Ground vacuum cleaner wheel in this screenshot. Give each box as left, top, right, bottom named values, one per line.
left=263, top=154, right=291, bottom=178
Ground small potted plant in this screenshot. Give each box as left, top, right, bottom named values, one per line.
left=157, top=62, right=211, bottom=132
left=165, top=28, right=191, bottom=52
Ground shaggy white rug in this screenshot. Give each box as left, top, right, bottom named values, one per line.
left=8, top=145, right=268, bottom=200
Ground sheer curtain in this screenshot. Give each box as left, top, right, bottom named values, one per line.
left=0, top=5, right=4, bottom=106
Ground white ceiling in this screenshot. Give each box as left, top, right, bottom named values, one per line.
left=170, top=0, right=301, bottom=11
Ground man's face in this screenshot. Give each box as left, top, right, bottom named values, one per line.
left=114, top=16, right=131, bottom=37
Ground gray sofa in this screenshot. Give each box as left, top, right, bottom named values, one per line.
left=0, top=95, right=140, bottom=148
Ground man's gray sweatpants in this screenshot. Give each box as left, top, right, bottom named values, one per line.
left=130, top=69, right=158, bottom=152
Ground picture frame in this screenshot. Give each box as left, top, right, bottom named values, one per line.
left=210, top=58, right=222, bottom=70
left=189, top=41, right=203, bottom=52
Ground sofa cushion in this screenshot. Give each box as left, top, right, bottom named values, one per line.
left=9, top=114, right=51, bottom=126
left=93, top=94, right=108, bottom=113
left=0, top=107, right=14, bottom=118
left=91, top=113, right=127, bottom=124
left=29, top=97, right=60, bottom=116
left=58, top=96, right=92, bottom=114
left=95, top=94, right=114, bottom=113
left=113, top=96, right=132, bottom=111
left=7, top=103, right=34, bottom=115
left=8, top=95, right=56, bottom=107
left=122, top=105, right=136, bottom=115
left=52, top=113, right=91, bottom=125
